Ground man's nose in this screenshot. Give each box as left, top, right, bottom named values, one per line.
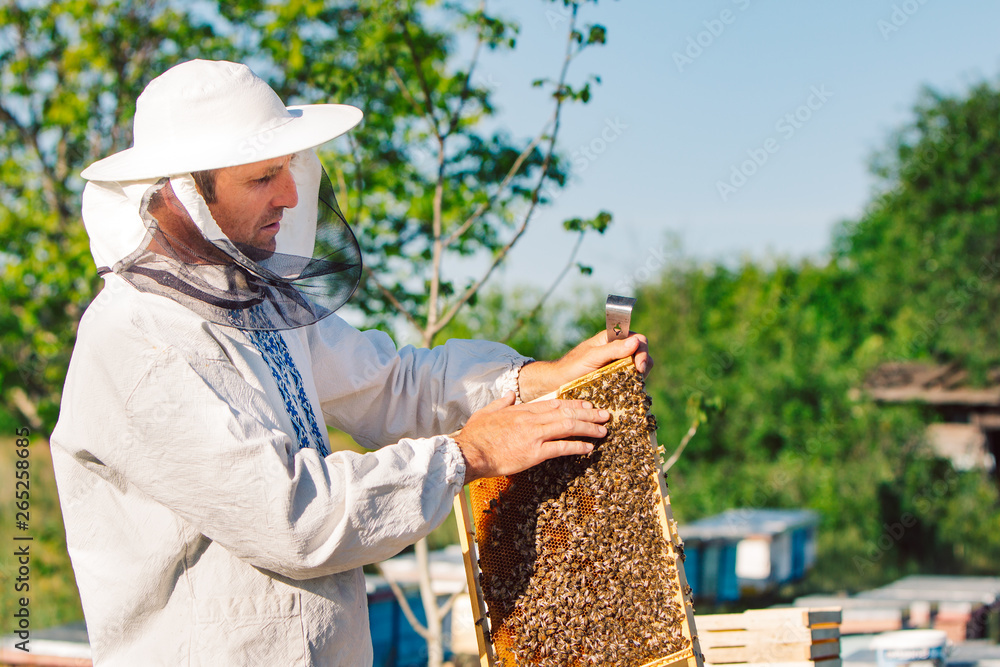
left=273, top=169, right=298, bottom=209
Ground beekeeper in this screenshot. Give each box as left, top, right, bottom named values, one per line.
left=50, top=59, right=650, bottom=665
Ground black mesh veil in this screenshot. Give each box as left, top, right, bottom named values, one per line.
left=105, top=159, right=362, bottom=331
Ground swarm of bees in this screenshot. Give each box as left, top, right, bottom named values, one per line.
left=470, top=360, right=692, bottom=666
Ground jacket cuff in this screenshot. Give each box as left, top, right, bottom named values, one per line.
left=498, top=357, right=534, bottom=405
left=441, top=436, right=468, bottom=492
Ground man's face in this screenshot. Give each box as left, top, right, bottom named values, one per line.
left=208, top=154, right=298, bottom=258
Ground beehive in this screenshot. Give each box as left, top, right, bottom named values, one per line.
left=455, top=358, right=702, bottom=667
left=696, top=607, right=842, bottom=667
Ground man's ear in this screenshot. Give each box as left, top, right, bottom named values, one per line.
left=158, top=181, right=189, bottom=217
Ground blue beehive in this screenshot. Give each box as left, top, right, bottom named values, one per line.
left=365, top=545, right=471, bottom=665
left=678, top=508, right=819, bottom=601
left=366, top=576, right=456, bottom=667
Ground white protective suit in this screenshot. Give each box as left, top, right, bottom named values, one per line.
left=50, top=154, right=528, bottom=665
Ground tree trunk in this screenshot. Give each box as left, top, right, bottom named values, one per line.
left=416, top=537, right=445, bottom=667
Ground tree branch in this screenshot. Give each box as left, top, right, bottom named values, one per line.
left=399, top=16, right=442, bottom=141
left=374, top=563, right=432, bottom=641
left=425, top=137, right=448, bottom=345
left=363, top=266, right=422, bottom=331
left=442, top=132, right=545, bottom=248
left=9, top=387, right=43, bottom=432
left=501, top=230, right=584, bottom=344
left=415, top=538, right=442, bottom=658
left=346, top=132, right=365, bottom=220
left=0, top=102, right=64, bottom=220
left=388, top=65, right=424, bottom=117
left=446, top=0, right=487, bottom=136
left=663, top=419, right=700, bottom=472
left=391, top=13, right=455, bottom=344
left=437, top=584, right=469, bottom=622
left=430, top=6, right=581, bottom=339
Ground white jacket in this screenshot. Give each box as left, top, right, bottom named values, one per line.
left=51, top=273, right=526, bottom=665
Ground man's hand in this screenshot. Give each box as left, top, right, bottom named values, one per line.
left=517, top=331, right=653, bottom=403
left=454, top=392, right=610, bottom=483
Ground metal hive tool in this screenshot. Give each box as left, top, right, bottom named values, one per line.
left=455, top=357, right=703, bottom=667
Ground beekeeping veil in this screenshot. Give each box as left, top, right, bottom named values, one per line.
left=79, top=59, right=364, bottom=331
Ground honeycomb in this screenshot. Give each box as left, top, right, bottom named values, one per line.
left=467, top=359, right=695, bottom=666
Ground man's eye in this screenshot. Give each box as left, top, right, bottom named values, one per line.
left=255, top=175, right=275, bottom=185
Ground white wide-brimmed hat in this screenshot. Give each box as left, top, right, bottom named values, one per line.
left=81, top=59, right=363, bottom=181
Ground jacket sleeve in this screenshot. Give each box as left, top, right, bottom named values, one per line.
left=306, top=315, right=531, bottom=448
left=118, top=345, right=467, bottom=580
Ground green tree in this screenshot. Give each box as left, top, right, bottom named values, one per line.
left=621, top=254, right=1000, bottom=594
left=0, top=0, right=236, bottom=430
left=826, top=77, right=1000, bottom=585
left=833, top=81, right=1000, bottom=376
left=1, top=0, right=611, bottom=421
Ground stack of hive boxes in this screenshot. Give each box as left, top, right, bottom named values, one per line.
left=696, top=608, right=842, bottom=667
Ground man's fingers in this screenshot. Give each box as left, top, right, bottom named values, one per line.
left=520, top=398, right=596, bottom=413
left=596, top=332, right=653, bottom=375
left=541, top=439, right=596, bottom=459
left=635, top=353, right=653, bottom=376
left=583, top=330, right=609, bottom=348
left=587, top=332, right=641, bottom=365
left=627, top=332, right=652, bottom=375
left=522, top=402, right=610, bottom=427
left=481, top=391, right=516, bottom=413
left=537, top=416, right=608, bottom=442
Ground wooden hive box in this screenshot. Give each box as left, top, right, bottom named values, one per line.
left=696, top=607, right=842, bottom=667
left=454, top=358, right=703, bottom=667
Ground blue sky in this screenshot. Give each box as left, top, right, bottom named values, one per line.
left=449, top=1, right=1000, bottom=301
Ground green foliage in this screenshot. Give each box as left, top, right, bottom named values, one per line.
left=685, top=393, right=723, bottom=429
left=625, top=253, right=1000, bottom=593
left=7, top=0, right=998, bottom=626
left=833, top=81, right=1000, bottom=376
left=0, top=1, right=614, bottom=643
left=0, top=0, right=236, bottom=431
left=563, top=209, right=611, bottom=234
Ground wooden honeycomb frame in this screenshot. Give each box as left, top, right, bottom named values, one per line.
left=454, top=358, right=703, bottom=667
